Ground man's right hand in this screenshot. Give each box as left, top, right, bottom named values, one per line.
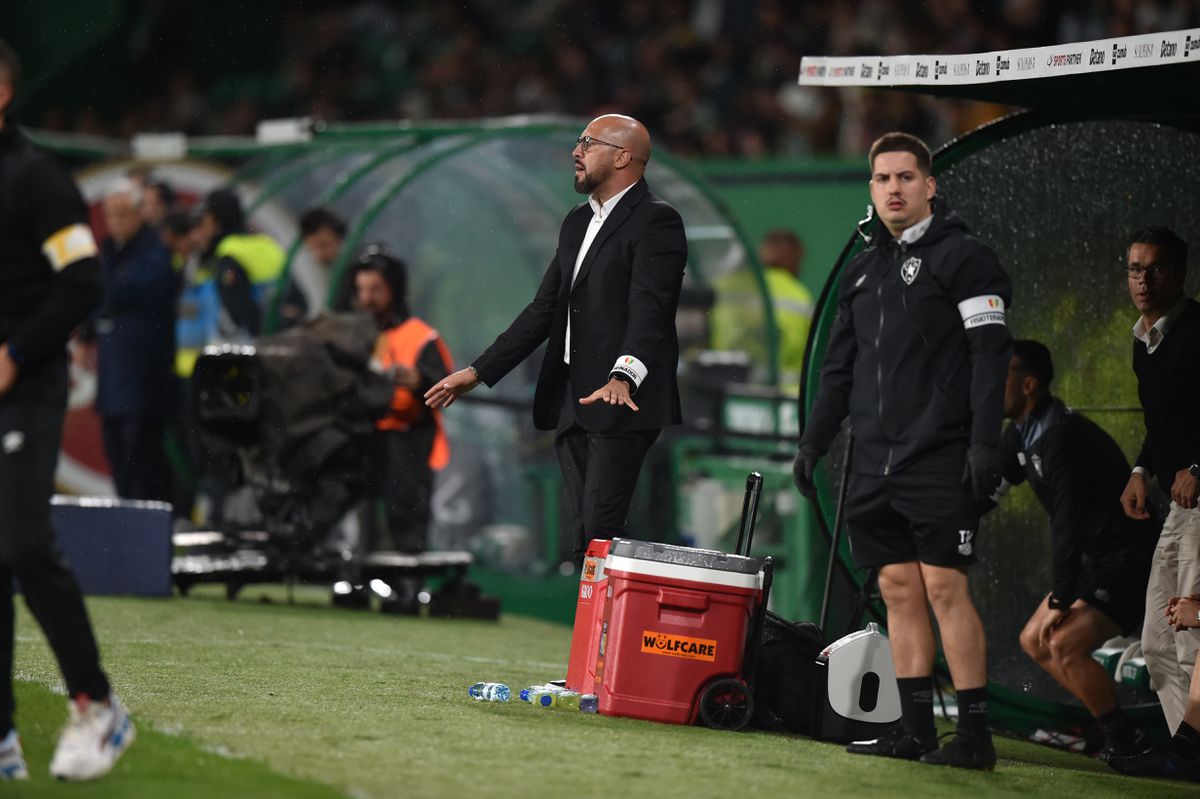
left=793, top=445, right=820, bottom=499
left=1121, top=471, right=1151, bottom=519
left=423, top=367, right=480, bottom=409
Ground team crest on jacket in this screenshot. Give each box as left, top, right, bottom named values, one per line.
left=900, top=256, right=922, bottom=284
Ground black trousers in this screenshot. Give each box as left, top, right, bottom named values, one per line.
left=0, top=354, right=109, bottom=732
left=101, top=413, right=171, bottom=501
left=364, top=425, right=436, bottom=554
left=555, top=381, right=659, bottom=557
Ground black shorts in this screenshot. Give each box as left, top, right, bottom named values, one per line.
left=843, top=463, right=979, bottom=570
left=1076, top=552, right=1153, bottom=635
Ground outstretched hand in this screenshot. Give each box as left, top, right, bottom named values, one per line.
left=423, top=367, right=479, bottom=409
left=579, top=378, right=638, bottom=412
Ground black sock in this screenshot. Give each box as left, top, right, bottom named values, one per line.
left=1096, top=707, right=1134, bottom=749
left=897, top=676, right=936, bottom=741
left=1168, top=721, right=1200, bottom=760
left=955, top=686, right=989, bottom=738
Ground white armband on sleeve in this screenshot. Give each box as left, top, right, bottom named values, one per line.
left=957, top=294, right=1006, bottom=329
left=42, top=224, right=99, bottom=271
left=610, top=354, right=648, bottom=390
left=1132, top=466, right=1149, bottom=476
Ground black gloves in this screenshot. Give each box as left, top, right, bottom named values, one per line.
left=965, top=444, right=1003, bottom=501
left=793, top=445, right=820, bottom=499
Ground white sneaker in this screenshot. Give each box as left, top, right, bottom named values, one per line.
left=0, top=729, right=29, bottom=780
left=49, top=694, right=136, bottom=781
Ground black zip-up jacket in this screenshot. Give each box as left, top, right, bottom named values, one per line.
left=801, top=199, right=1012, bottom=475
left=988, top=396, right=1159, bottom=609
left=0, top=120, right=102, bottom=370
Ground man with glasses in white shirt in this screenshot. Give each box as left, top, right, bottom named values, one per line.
left=1117, top=226, right=1200, bottom=751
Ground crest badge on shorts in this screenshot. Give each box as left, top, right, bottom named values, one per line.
left=900, top=256, right=922, bottom=284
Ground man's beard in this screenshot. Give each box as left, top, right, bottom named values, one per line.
left=574, top=162, right=609, bottom=195
left=574, top=171, right=597, bottom=195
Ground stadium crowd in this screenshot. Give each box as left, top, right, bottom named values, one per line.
left=24, top=0, right=1200, bottom=157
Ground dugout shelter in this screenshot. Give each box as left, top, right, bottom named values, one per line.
left=798, top=27, right=1200, bottom=739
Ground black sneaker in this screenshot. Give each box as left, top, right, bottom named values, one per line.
left=847, top=724, right=937, bottom=760
left=919, top=731, right=997, bottom=770
left=1096, top=727, right=1151, bottom=762
left=1108, top=746, right=1200, bottom=782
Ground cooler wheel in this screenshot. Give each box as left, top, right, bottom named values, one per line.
left=699, top=678, right=754, bottom=731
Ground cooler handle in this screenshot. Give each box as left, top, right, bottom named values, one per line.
left=657, top=589, right=709, bottom=612
left=735, top=471, right=764, bottom=556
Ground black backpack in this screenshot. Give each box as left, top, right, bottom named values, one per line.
left=751, top=611, right=828, bottom=734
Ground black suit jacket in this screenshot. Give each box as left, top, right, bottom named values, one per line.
left=473, top=178, right=687, bottom=432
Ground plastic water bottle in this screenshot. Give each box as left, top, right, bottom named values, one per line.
left=469, top=682, right=511, bottom=702
left=519, top=684, right=565, bottom=703
left=520, top=681, right=566, bottom=700
left=579, top=694, right=599, bottom=714
left=555, top=691, right=584, bottom=710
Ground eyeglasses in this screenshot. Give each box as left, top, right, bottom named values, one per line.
left=1126, top=264, right=1170, bottom=280
left=576, top=135, right=623, bottom=153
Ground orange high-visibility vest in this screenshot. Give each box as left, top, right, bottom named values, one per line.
left=374, top=317, right=453, bottom=470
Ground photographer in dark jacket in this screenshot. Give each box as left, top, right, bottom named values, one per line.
left=795, top=132, right=1011, bottom=770
left=0, top=39, right=133, bottom=782
left=983, top=339, right=1156, bottom=760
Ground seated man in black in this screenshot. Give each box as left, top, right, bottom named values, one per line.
left=984, top=339, right=1159, bottom=759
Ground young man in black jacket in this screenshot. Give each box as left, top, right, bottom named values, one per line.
left=1117, top=226, right=1200, bottom=746
left=984, top=339, right=1156, bottom=760
left=0, top=40, right=133, bottom=782
left=795, top=132, right=1011, bottom=769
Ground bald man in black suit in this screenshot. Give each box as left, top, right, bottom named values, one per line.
left=426, top=114, right=687, bottom=559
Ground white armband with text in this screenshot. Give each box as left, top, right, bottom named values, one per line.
left=610, top=354, right=648, bottom=390
left=957, top=294, right=1006, bottom=329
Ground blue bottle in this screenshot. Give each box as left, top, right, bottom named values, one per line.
left=469, top=682, right=511, bottom=702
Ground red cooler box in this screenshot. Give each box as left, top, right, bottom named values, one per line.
left=566, top=539, right=611, bottom=692
left=595, top=538, right=763, bottom=724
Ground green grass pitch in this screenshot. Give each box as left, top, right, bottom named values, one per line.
left=6, top=587, right=1194, bottom=798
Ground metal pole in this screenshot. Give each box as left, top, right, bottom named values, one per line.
left=818, top=438, right=853, bottom=634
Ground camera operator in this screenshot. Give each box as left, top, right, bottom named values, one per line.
left=350, top=248, right=453, bottom=561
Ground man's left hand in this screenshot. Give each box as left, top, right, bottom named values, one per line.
left=0, top=346, right=18, bottom=398
left=1038, top=606, right=1069, bottom=649
left=580, top=378, right=639, bottom=411
left=1171, top=467, right=1200, bottom=509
